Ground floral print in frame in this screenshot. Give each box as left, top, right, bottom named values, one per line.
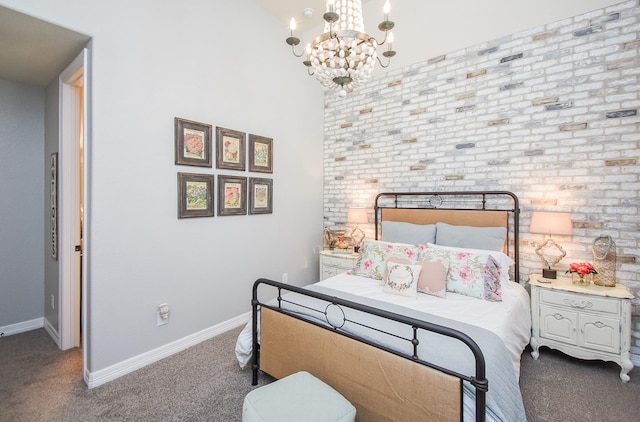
left=175, top=117, right=212, bottom=167
left=216, top=127, right=246, bottom=171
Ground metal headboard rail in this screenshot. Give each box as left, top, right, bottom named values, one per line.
left=374, top=191, right=521, bottom=284
left=251, top=278, right=488, bottom=422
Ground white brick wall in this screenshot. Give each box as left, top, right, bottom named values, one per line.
left=324, top=1, right=640, bottom=362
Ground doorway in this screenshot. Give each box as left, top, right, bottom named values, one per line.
left=58, top=49, right=88, bottom=376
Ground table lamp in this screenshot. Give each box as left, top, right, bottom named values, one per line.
left=530, top=211, right=573, bottom=279
left=347, top=208, right=368, bottom=253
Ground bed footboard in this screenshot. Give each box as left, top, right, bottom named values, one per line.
left=251, top=278, right=488, bottom=422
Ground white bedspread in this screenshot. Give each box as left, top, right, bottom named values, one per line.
left=236, top=273, right=531, bottom=378
left=316, top=272, right=532, bottom=377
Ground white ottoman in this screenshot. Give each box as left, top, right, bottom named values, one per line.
left=242, top=371, right=356, bottom=422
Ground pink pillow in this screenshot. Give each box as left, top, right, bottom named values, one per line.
left=383, top=257, right=412, bottom=285
left=415, top=261, right=448, bottom=298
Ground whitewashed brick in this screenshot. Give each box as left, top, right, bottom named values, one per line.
left=324, top=0, right=640, bottom=364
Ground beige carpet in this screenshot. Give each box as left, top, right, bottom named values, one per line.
left=1, top=327, right=639, bottom=421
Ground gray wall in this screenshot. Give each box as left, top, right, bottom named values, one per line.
left=43, top=78, right=60, bottom=332
left=0, top=79, right=45, bottom=329
left=0, top=0, right=325, bottom=375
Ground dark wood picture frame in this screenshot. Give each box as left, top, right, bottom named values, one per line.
left=249, top=177, right=273, bottom=214
left=216, top=127, right=246, bottom=171
left=248, top=134, right=273, bottom=173
left=175, top=118, right=212, bottom=167
left=178, top=173, right=214, bottom=218
left=218, top=175, right=247, bottom=216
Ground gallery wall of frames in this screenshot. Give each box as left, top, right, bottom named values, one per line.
left=174, top=117, right=273, bottom=218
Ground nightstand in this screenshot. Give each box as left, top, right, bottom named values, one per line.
left=319, top=250, right=358, bottom=280
left=529, top=274, right=634, bottom=382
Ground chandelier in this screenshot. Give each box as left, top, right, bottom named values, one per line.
left=286, top=0, right=396, bottom=97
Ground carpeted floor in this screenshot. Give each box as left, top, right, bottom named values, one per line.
left=1, top=327, right=638, bottom=421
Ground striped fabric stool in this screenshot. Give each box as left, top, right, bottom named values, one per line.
left=242, top=371, right=356, bottom=422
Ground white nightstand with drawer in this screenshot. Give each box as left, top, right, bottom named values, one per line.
left=529, top=274, right=634, bottom=382
left=319, top=250, right=358, bottom=280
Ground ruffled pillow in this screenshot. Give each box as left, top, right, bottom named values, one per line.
left=415, top=261, right=448, bottom=298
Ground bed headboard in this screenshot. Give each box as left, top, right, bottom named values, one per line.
left=374, top=191, right=521, bottom=283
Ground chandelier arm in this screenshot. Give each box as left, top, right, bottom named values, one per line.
left=372, top=31, right=389, bottom=47
left=290, top=45, right=305, bottom=58
left=376, top=55, right=391, bottom=68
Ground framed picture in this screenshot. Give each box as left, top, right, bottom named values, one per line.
left=177, top=173, right=214, bottom=218
left=175, top=118, right=212, bottom=167
left=249, top=177, right=273, bottom=214
left=218, top=175, right=247, bottom=216
left=248, top=134, right=273, bottom=173
left=216, top=127, right=246, bottom=171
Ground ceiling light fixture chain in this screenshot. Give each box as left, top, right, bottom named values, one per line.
left=286, top=0, right=397, bottom=97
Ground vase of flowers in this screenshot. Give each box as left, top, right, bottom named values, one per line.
left=566, top=262, right=597, bottom=286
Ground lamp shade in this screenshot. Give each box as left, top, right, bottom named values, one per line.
left=530, top=212, right=572, bottom=235
left=347, top=208, right=368, bottom=224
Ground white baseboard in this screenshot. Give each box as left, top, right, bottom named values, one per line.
left=85, top=312, right=250, bottom=389
left=43, top=318, right=60, bottom=346
left=0, top=318, right=44, bottom=337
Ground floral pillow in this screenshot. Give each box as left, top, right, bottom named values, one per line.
left=382, top=262, right=422, bottom=298
left=351, top=240, right=420, bottom=281
left=418, top=245, right=502, bottom=301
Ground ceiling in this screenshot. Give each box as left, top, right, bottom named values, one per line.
left=0, top=1, right=363, bottom=87
left=254, top=0, right=373, bottom=33
left=0, top=5, right=90, bottom=86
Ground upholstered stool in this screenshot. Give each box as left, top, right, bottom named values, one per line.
left=242, top=371, right=356, bottom=422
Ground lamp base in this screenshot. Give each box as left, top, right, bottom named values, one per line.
left=542, top=268, right=557, bottom=279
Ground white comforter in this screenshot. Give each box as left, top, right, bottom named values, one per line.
left=236, top=272, right=531, bottom=378
left=317, top=273, right=532, bottom=377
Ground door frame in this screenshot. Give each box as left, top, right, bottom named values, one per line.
left=58, top=48, right=88, bottom=373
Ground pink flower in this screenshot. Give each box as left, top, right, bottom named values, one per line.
left=458, top=265, right=473, bottom=283
left=403, top=248, right=417, bottom=260
left=455, top=252, right=470, bottom=260
left=567, top=262, right=597, bottom=276
left=363, top=260, right=373, bottom=271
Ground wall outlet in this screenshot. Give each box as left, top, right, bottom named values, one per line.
left=282, top=273, right=288, bottom=283
left=157, top=303, right=169, bottom=326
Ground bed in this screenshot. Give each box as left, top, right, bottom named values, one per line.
left=236, top=191, right=531, bottom=422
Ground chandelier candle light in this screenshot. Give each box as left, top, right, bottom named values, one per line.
left=286, top=0, right=397, bottom=97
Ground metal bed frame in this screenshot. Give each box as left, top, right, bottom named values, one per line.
left=374, top=191, right=520, bottom=283
left=251, top=278, right=488, bottom=421
left=250, top=191, right=522, bottom=422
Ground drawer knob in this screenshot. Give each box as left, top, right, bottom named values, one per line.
left=564, top=299, right=593, bottom=309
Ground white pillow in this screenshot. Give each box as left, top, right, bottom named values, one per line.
left=382, top=262, right=422, bottom=298
left=382, top=221, right=436, bottom=245
left=435, top=222, right=507, bottom=252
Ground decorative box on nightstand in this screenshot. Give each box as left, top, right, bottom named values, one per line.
left=529, top=274, right=634, bottom=382
left=319, top=250, right=358, bottom=281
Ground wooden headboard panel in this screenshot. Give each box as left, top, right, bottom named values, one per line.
left=380, top=208, right=508, bottom=228
left=375, top=191, right=520, bottom=282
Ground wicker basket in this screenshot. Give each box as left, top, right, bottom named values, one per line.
left=592, top=235, right=616, bottom=287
